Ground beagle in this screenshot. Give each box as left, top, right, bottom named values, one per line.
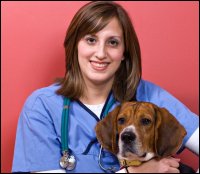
left=95, top=102, right=195, bottom=172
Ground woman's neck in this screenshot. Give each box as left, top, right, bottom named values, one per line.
left=80, top=79, right=113, bottom=105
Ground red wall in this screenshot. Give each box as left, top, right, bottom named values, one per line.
left=1, top=1, right=199, bottom=172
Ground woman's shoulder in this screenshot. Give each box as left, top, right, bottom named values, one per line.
left=138, top=79, right=162, bottom=90
left=137, top=79, right=185, bottom=108
left=31, top=83, right=60, bottom=96
left=137, top=79, right=165, bottom=100
left=23, top=83, right=62, bottom=110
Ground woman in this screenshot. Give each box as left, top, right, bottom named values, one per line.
left=12, top=1, right=199, bottom=173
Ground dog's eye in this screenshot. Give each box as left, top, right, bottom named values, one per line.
left=141, top=118, right=151, bottom=125
left=118, top=117, right=125, bottom=125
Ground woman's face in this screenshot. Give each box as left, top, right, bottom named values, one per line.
left=77, top=17, right=124, bottom=86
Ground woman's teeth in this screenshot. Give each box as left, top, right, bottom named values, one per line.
left=91, top=62, right=108, bottom=68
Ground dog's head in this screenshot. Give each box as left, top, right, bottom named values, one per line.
left=95, top=102, right=186, bottom=162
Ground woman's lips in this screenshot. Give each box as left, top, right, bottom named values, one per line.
left=90, top=61, right=110, bottom=71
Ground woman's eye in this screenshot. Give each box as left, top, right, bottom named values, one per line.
left=86, top=37, right=96, bottom=44
left=118, top=117, right=125, bottom=125
left=108, top=40, right=119, bottom=47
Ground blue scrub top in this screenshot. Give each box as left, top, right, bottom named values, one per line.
left=12, top=79, right=199, bottom=172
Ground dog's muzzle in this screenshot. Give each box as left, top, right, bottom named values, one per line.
left=120, top=130, right=147, bottom=158
left=121, top=131, right=136, bottom=144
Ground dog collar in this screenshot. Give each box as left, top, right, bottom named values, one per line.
left=120, top=159, right=142, bottom=167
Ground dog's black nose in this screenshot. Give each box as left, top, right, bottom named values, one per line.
left=121, top=131, right=136, bottom=144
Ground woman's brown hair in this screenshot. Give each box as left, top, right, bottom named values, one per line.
left=56, top=1, right=142, bottom=102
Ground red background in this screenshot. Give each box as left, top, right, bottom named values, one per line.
left=1, top=1, right=199, bottom=172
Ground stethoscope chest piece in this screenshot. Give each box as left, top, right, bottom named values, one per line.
left=60, top=151, right=76, bottom=170
left=60, top=97, right=116, bottom=171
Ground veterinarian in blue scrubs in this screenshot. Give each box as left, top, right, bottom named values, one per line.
left=12, top=1, right=199, bottom=173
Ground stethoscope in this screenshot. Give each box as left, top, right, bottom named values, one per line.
left=60, top=97, right=117, bottom=172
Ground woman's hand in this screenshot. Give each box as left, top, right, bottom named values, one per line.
left=128, top=157, right=180, bottom=173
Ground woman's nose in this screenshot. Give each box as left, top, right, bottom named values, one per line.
left=95, top=43, right=107, bottom=59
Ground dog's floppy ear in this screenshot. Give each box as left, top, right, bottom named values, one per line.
left=95, top=105, right=121, bottom=154
left=154, top=107, right=187, bottom=157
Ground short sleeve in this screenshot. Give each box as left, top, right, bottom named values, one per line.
left=12, top=94, right=62, bottom=172
left=137, top=80, right=199, bottom=146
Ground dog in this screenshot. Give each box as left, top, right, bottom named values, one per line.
left=95, top=101, right=195, bottom=173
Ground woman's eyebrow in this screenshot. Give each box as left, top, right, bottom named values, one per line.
left=109, top=36, right=122, bottom=39
left=84, top=34, right=123, bottom=41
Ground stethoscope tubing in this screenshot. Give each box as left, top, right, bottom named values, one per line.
left=60, top=97, right=116, bottom=171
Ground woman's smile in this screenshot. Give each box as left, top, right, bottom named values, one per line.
left=90, top=60, right=110, bottom=71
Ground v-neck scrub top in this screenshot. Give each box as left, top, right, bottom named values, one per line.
left=12, top=79, right=199, bottom=173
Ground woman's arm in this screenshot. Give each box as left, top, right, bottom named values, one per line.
left=185, top=127, right=199, bottom=155
left=128, top=157, right=180, bottom=173
left=116, top=157, right=180, bottom=173
left=185, top=127, right=199, bottom=173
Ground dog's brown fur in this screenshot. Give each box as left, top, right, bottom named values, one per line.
left=95, top=102, right=186, bottom=161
